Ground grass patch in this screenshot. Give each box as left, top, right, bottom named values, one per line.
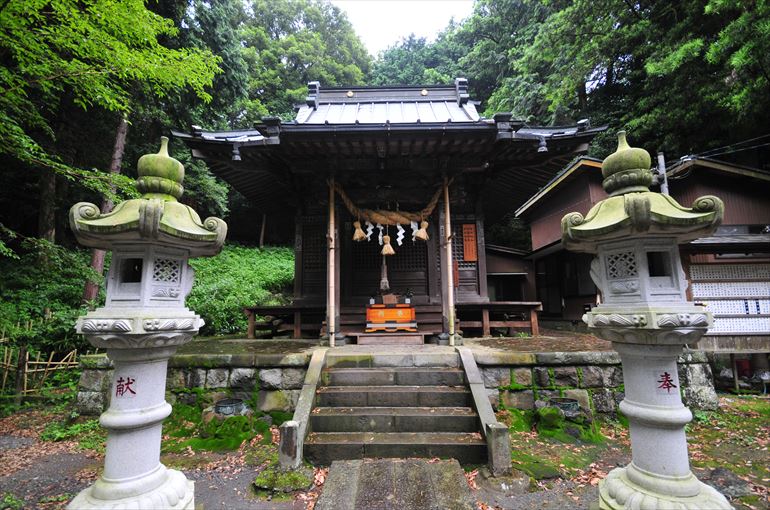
left=39, top=414, right=106, bottom=453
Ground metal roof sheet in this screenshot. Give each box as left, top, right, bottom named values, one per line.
left=295, top=99, right=480, bottom=124
left=295, top=79, right=481, bottom=125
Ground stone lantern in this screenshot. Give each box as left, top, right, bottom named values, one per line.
left=67, top=137, right=226, bottom=509
left=562, top=132, right=731, bottom=509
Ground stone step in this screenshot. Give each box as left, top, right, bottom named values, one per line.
left=322, top=367, right=466, bottom=387
left=304, top=432, right=487, bottom=465
left=325, top=346, right=459, bottom=368
left=315, top=458, right=476, bottom=510
left=316, top=385, right=472, bottom=407
left=310, top=406, right=479, bottom=433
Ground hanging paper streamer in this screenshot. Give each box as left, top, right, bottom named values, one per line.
left=365, top=221, right=374, bottom=241
left=410, top=221, right=418, bottom=242
left=376, top=223, right=384, bottom=245
left=396, top=224, right=405, bottom=246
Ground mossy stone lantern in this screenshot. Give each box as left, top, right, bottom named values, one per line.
left=67, top=137, right=226, bottom=510
left=562, top=132, right=731, bottom=509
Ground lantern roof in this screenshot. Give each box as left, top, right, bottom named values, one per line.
left=69, top=137, right=227, bottom=257
left=561, top=132, right=723, bottom=253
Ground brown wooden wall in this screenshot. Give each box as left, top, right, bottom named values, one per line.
left=529, top=173, right=606, bottom=251
left=669, top=173, right=770, bottom=225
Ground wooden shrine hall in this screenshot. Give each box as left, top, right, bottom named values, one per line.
left=173, top=79, right=604, bottom=345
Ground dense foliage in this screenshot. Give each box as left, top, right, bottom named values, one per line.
left=0, top=0, right=220, bottom=197
left=374, top=0, right=770, bottom=160
left=187, top=245, right=295, bottom=336
left=0, top=242, right=293, bottom=348
left=0, top=240, right=100, bottom=350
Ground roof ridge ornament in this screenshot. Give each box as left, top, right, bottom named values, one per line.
left=306, top=81, right=320, bottom=109
left=455, top=77, right=469, bottom=105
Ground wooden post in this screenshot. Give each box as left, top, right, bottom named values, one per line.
left=730, top=353, right=739, bottom=393
left=246, top=310, right=256, bottom=339
left=259, top=214, right=267, bottom=248
left=443, top=176, right=456, bottom=346
left=482, top=309, right=490, bottom=337
left=327, top=177, right=336, bottom=347
left=293, top=311, right=302, bottom=339
left=14, top=345, right=26, bottom=405
left=529, top=307, right=540, bottom=337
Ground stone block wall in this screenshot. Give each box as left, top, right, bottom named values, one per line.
left=478, top=351, right=719, bottom=414
left=77, top=354, right=308, bottom=416
left=77, top=348, right=719, bottom=417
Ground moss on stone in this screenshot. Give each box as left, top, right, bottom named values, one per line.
left=253, top=465, right=313, bottom=493
left=509, top=450, right=561, bottom=480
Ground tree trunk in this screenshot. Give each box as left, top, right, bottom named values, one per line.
left=83, top=115, right=129, bottom=304
left=259, top=213, right=267, bottom=247
left=37, top=171, right=56, bottom=243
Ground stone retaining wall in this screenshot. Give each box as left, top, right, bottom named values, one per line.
left=476, top=350, right=719, bottom=414
left=76, top=348, right=719, bottom=416
left=76, top=353, right=310, bottom=416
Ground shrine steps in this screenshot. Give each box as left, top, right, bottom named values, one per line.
left=304, top=351, right=488, bottom=466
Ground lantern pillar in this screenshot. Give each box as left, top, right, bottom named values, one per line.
left=562, top=132, right=731, bottom=510
left=67, top=137, right=227, bottom=509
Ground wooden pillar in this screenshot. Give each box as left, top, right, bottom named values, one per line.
left=327, top=177, right=336, bottom=347
left=529, top=307, right=540, bottom=337
left=482, top=309, right=490, bottom=337
left=443, top=177, right=456, bottom=346
left=247, top=311, right=256, bottom=339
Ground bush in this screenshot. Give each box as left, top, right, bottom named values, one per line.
left=0, top=239, right=101, bottom=351
left=187, top=245, right=294, bottom=335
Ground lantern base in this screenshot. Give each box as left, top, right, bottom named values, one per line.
left=598, top=464, right=732, bottom=510
left=68, top=465, right=194, bottom=510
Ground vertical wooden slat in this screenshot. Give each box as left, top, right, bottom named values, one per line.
left=462, top=224, right=477, bottom=262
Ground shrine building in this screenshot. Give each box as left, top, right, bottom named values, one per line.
left=173, top=79, right=604, bottom=345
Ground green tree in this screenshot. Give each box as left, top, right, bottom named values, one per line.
left=240, top=0, right=372, bottom=121
left=0, top=0, right=221, bottom=197
left=370, top=29, right=469, bottom=87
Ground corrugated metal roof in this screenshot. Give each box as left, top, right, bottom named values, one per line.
left=295, top=79, right=481, bottom=125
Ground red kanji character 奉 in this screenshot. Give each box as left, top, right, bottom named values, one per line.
left=657, top=372, right=677, bottom=393
left=115, top=376, right=137, bottom=397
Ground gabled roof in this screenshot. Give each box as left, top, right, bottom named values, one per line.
left=172, top=80, right=605, bottom=218
left=667, top=156, right=770, bottom=182
left=515, top=154, right=770, bottom=219
left=515, top=156, right=603, bottom=217
left=295, top=78, right=481, bottom=124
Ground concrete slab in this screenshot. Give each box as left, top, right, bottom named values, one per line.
left=316, top=458, right=475, bottom=510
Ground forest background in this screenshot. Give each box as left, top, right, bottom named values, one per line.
left=1, top=0, right=768, bottom=350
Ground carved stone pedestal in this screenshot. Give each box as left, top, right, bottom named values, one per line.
left=68, top=313, right=201, bottom=510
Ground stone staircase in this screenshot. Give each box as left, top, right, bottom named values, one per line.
left=303, top=347, right=487, bottom=465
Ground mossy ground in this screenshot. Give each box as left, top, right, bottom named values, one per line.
left=687, top=396, right=769, bottom=509
left=498, top=396, right=768, bottom=510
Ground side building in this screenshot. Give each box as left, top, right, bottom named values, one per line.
left=516, top=156, right=770, bottom=354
